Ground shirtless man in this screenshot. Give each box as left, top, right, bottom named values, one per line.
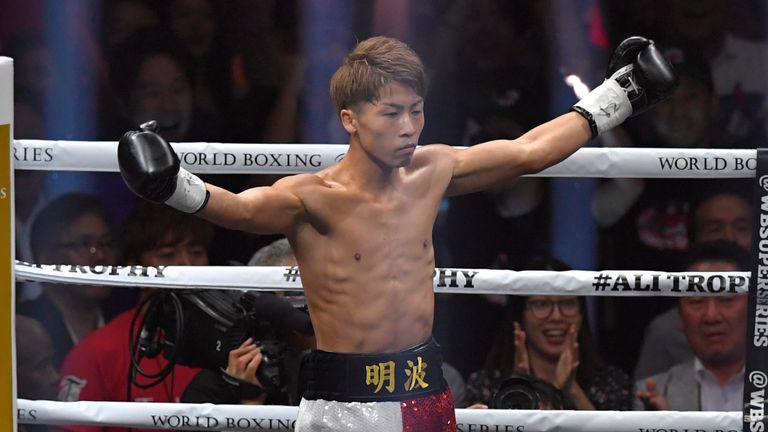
left=118, top=36, right=676, bottom=431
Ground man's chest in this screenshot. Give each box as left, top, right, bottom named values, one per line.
left=301, top=187, right=442, bottom=233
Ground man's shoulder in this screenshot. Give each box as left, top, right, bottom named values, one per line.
left=414, top=143, right=454, bottom=159
left=275, top=173, right=327, bottom=190
left=636, top=360, right=694, bottom=388
left=409, top=144, right=456, bottom=173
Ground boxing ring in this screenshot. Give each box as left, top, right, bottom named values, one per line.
left=3, top=59, right=765, bottom=431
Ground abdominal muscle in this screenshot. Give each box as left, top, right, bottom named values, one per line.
left=292, top=225, right=437, bottom=354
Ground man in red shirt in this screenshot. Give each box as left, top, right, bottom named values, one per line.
left=56, top=202, right=215, bottom=432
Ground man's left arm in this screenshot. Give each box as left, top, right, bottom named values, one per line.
left=446, top=36, right=677, bottom=197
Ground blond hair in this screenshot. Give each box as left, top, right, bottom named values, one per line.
left=330, top=36, right=428, bottom=113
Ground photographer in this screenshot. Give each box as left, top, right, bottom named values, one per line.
left=181, top=238, right=314, bottom=406
left=465, top=256, right=632, bottom=410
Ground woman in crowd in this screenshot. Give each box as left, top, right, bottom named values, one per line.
left=465, top=256, right=632, bottom=410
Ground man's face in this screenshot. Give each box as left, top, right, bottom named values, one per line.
left=44, top=211, right=116, bottom=302
left=679, top=260, right=747, bottom=367
left=48, top=212, right=116, bottom=266
left=343, top=81, right=424, bottom=168
left=138, top=233, right=209, bottom=267
left=130, top=54, right=193, bottom=142
left=694, top=194, right=752, bottom=249
left=650, top=76, right=715, bottom=148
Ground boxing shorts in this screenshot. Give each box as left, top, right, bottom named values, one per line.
left=295, top=337, right=456, bottom=432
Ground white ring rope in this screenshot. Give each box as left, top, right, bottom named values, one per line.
left=17, top=399, right=743, bottom=432
left=15, top=261, right=750, bottom=297
left=15, top=139, right=757, bottom=177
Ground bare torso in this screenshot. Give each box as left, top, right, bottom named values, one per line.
left=284, top=148, right=451, bottom=353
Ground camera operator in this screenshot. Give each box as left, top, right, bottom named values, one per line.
left=181, top=238, right=315, bottom=406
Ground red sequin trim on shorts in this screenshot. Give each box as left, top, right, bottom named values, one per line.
left=400, top=388, right=455, bottom=432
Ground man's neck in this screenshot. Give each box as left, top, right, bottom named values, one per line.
left=45, top=287, right=104, bottom=342
left=700, top=357, right=745, bottom=386
left=340, top=143, right=400, bottom=192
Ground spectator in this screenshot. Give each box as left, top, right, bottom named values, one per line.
left=18, top=194, right=116, bottom=369
left=633, top=188, right=752, bottom=380
left=689, top=188, right=752, bottom=250
left=465, top=256, right=632, bottom=410
left=56, top=202, right=213, bottom=432
left=108, top=28, right=220, bottom=143
left=634, top=241, right=749, bottom=411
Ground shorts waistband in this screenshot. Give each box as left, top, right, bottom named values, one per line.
left=300, top=337, right=446, bottom=402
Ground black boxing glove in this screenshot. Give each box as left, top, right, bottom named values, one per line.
left=118, top=121, right=209, bottom=213
left=573, top=36, right=678, bottom=138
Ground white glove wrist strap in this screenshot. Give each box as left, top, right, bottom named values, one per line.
left=573, top=78, right=632, bottom=137
left=165, top=167, right=209, bottom=213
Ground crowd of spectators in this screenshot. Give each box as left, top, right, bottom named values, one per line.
left=5, top=0, right=764, bottom=421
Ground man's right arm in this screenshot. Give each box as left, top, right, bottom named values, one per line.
left=199, top=179, right=305, bottom=235
left=118, top=121, right=305, bottom=235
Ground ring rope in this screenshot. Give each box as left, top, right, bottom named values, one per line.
left=15, top=139, right=757, bottom=177
left=17, top=399, right=743, bottom=432
left=15, top=261, right=751, bottom=297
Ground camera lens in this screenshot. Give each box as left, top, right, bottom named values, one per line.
left=491, top=377, right=540, bottom=410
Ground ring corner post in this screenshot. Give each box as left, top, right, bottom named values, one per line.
left=0, top=55, right=16, bottom=432
left=746, top=146, right=768, bottom=432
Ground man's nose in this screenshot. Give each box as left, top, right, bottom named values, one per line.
left=702, top=298, right=723, bottom=321
left=400, top=115, right=416, bottom=136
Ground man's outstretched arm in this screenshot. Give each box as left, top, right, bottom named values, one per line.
left=446, top=36, right=677, bottom=197
left=118, top=121, right=305, bottom=235
left=199, top=180, right=305, bottom=234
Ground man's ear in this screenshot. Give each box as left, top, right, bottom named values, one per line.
left=340, top=108, right=356, bottom=134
